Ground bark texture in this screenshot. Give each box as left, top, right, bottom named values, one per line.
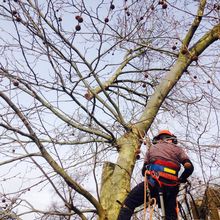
left=99, top=132, right=141, bottom=220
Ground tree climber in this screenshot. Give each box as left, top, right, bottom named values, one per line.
left=117, top=130, right=194, bottom=220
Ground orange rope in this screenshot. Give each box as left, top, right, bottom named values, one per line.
left=149, top=198, right=156, bottom=219
left=143, top=171, right=156, bottom=220
left=176, top=199, right=179, bottom=220
left=143, top=171, right=148, bottom=220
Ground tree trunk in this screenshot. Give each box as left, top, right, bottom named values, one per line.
left=206, top=188, right=220, bottom=220
left=99, top=132, right=141, bottom=220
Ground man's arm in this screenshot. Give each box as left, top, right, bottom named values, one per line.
left=179, top=159, right=194, bottom=183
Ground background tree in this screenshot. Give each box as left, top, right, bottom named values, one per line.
left=0, top=0, right=219, bottom=219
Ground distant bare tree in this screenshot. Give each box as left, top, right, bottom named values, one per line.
left=0, top=0, right=219, bottom=219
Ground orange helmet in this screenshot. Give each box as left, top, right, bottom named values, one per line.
left=152, top=130, right=177, bottom=144
left=157, top=130, right=173, bottom=136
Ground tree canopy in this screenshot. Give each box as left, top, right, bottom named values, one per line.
left=0, top=0, right=219, bottom=219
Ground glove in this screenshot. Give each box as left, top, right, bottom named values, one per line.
left=179, top=177, right=187, bottom=183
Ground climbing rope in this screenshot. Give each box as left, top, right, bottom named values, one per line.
left=143, top=170, right=148, bottom=219
left=177, top=181, right=197, bottom=220
left=178, top=201, right=188, bottom=220
left=143, top=171, right=157, bottom=220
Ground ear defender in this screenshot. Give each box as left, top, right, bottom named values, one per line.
left=172, top=135, right=178, bottom=144
left=152, top=137, right=158, bottom=144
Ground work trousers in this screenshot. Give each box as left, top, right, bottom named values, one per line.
left=117, top=181, right=179, bottom=220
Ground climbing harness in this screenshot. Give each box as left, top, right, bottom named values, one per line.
left=146, top=165, right=179, bottom=187
left=143, top=163, right=180, bottom=220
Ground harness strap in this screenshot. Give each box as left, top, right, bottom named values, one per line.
left=153, top=159, right=180, bottom=170
left=159, top=171, right=179, bottom=181
left=146, top=170, right=179, bottom=187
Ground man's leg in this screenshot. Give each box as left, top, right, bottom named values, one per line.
left=117, top=181, right=145, bottom=220
left=163, top=185, right=179, bottom=220
left=117, top=206, right=133, bottom=220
